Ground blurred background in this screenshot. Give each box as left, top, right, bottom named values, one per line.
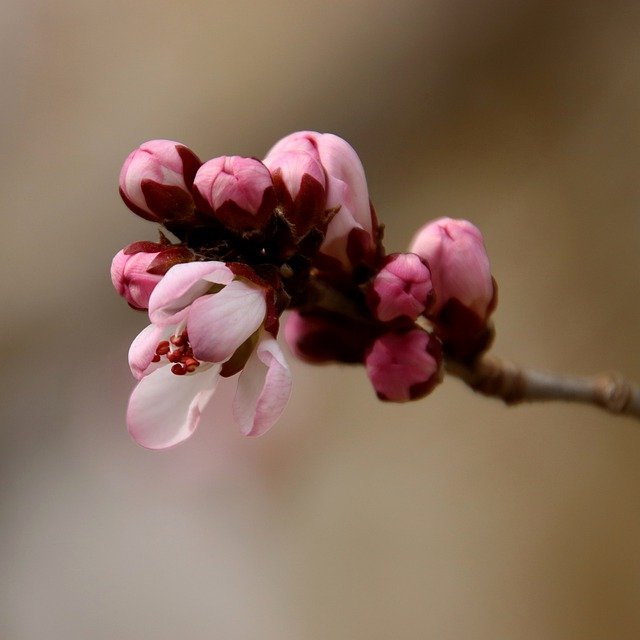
left=2, top=1, right=640, bottom=638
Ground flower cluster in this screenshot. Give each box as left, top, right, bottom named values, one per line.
left=112, top=132, right=496, bottom=449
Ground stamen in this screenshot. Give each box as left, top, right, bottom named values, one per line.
left=167, top=349, right=184, bottom=363
left=155, top=340, right=170, bottom=355
left=170, top=333, right=186, bottom=347
left=154, top=330, right=202, bottom=375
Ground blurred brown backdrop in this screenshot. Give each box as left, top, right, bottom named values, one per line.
left=2, top=1, right=640, bottom=638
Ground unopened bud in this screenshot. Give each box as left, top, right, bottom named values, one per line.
left=111, top=249, right=163, bottom=310
left=119, top=140, right=201, bottom=223
left=409, top=217, right=496, bottom=359
left=262, top=149, right=326, bottom=237
left=368, top=253, right=434, bottom=322
left=365, top=329, right=443, bottom=402
left=265, top=131, right=377, bottom=271
left=193, top=156, right=277, bottom=234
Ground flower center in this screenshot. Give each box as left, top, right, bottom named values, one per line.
left=152, top=330, right=201, bottom=375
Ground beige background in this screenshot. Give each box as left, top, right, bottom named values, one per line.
left=2, top=1, right=640, bottom=638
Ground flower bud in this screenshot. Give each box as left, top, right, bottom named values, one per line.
left=262, top=149, right=326, bottom=237
left=265, top=131, right=377, bottom=271
left=119, top=140, right=201, bottom=223
left=284, top=310, right=377, bottom=364
left=409, top=217, right=496, bottom=359
left=111, top=248, right=163, bottom=310
left=368, top=253, right=434, bottom=323
left=365, top=329, right=443, bottom=402
left=192, top=156, right=277, bottom=234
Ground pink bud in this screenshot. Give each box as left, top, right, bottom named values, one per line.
left=119, top=140, right=201, bottom=223
left=368, top=253, right=434, bottom=322
left=409, top=217, right=496, bottom=359
left=365, top=329, right=443, bottom=402
left=111, top=249, right=163, bottom=310
left=265, top=131, right=377, bottom=270
left=284, top=311, right=377, bottom=364
left=192, top=156, right=277, bottom=233
left=409, top=218, right=494, bottom=318
left=262, top=149, right=326, bottom=237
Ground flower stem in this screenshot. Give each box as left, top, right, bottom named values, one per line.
left=446, top=356, right=640, bottom=420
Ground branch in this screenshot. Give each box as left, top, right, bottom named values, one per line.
left=446, top=355, right=640, bottom=420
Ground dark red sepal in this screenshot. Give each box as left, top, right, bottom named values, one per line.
left=175, top=145, right=202, bottom=187
left=146, top=246, right=195, bottom=276
left=123, top=241, right=165, bottom=255
left=141, top=180, right=195, bottom=222
left=119, top=186, right=161, bottom=223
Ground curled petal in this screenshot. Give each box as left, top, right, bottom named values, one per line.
left=127, top=363, right=221, bottom=450
left=233, top=334, right=292, bottom=437
left=148, top=261, right=233, bottom=325
left=188, top=280, right=267, bottom=363
left=128, top=323, right=175, bottom=380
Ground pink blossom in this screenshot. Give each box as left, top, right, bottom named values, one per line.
left=110, top=248, right=163, bottom=310
left=119, top=139, right=201, bottom=223
left=368, top=253, right=434, bottom=322
left=192, top=156, right=276, bottom=233
left=126, top=261, right=292, bottom=449
left=365, top=329, right=443, bottom=402
left=264, top=131, right=376, bottom=269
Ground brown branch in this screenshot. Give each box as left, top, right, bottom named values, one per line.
left=446, top=356, right=640, bottom=420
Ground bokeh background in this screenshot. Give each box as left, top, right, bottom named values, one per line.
left=2, top=1, right=640, bottom=638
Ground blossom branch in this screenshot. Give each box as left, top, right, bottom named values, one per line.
left=446, top=356, right=640, bottom=420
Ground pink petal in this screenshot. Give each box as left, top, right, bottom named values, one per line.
left=127, top=363, right=221, bottom=450
left=148, top=261, right=233, bottom=325
left=128, top=323, right=175, bottom=380
left=188, top=280, right=266, bottom=363
left=233, top=334, right=292, bottom=437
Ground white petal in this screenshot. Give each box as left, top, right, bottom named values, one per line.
left=128, top=323, right=176, bottom=380
left=188, top=280, right=267, bottom=363
left=127, top=364, right=221, bottom=450
left=233, top=334, right=292, bottom=437
left=148, top=261, right=234, bottom=325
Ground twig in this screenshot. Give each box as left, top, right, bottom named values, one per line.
left=446, top=356, right=640, bottom=420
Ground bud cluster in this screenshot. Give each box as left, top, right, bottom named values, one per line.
left=113, top=131, right=497, bottom=447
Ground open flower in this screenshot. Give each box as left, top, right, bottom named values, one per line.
left=126, top=261, right=292, bottom=450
